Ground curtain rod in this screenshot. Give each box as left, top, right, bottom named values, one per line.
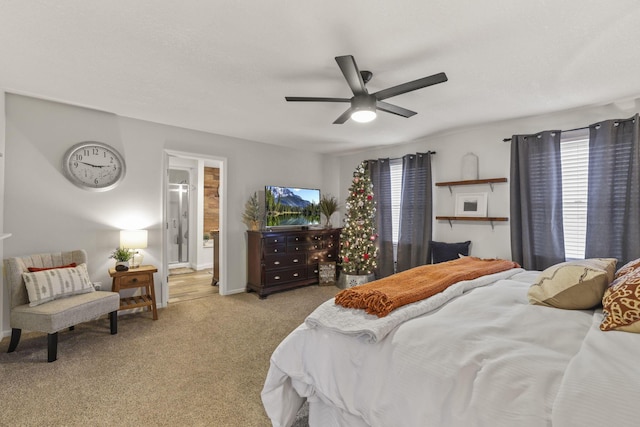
left=367, top=151, right=436, bottom=162
left=502, top=126, right=588, bottom=142
left=503, top=115, right=637, bottom=142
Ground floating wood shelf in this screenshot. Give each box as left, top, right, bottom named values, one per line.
left=436, top=177, right=507, bottom=193
left=436, top=216, right=508, bottom=230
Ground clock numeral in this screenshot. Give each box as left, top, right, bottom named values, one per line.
left=92, top=148, right=99, bottom=155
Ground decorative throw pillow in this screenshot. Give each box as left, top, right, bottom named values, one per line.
left=27, top=262, right=77, bottom=272
left=430, top=241, right=471, bottom=264
left=528, top=258, right=617, bottom=310
left=600, top=268, right=640, bottom=332
left=614, top=258, right=640, bottom=280
left=22, top=263, right=94, bottom=307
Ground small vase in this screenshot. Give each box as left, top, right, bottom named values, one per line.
left=324, top=217, right=333, bottom=229
left=115, top=261, right=129, bottom=272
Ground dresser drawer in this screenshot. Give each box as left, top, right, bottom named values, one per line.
left=265, top=266, right=307, bottom=286
left=308, top=264, right=320, bottom=279
left=307, top=250, right=331, bottom=264
left=287, top=234, right=313, bottom=244
left=263, top=243, right=286, bottom=255
left=264, top=235, right=286, bottom=245
left=288, top=241, right=322, bottom=252
left=264, top=253, right=306, bottom=269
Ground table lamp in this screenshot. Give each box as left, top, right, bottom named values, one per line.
left=120, top=229, right=148, bottom=268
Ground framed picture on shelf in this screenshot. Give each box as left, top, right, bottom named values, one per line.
left=454, top=192, right=488, bottom=217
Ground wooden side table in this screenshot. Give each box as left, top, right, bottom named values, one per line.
left=108, top=265, right=158, bottom=320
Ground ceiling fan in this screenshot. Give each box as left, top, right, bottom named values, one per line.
left=285, top=55, right=447, bottom=124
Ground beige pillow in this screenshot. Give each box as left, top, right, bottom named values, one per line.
left=22, top=263, right=94, bottom=307
left=528, top=258, right=617, bottom=310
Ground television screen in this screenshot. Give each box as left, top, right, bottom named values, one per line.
left=265, top=186, right=321, bottom=227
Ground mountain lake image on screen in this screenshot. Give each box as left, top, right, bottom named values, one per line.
left=265, top=186, right=321, bottom=227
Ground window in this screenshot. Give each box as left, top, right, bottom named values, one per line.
left=389, top=158, right=403, bottom=258
left=560, top=130, right=589, bottom=260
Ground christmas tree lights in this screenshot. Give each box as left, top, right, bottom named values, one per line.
left=339, top=161, right=378, bottom=275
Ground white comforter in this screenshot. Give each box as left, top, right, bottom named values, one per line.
left=262, top=270, right=640, bottom=427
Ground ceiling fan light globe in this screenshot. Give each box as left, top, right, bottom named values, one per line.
left=351, top=110, right=377, bottom=123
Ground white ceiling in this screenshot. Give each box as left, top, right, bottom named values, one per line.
left=1, top=1, right=640, bottom=155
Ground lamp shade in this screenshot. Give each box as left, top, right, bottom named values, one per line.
left=120, top=229, right=148, bottom=249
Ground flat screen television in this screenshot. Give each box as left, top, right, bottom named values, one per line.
left=265, top=185, right=321, bottom=227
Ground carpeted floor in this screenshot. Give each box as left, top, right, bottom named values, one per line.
left=0, top=284, right=338, bottom=426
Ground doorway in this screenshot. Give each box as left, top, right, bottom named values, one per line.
left=168, top=169, right=191, bottom=268
left=162, top=150, right=227, bottom=305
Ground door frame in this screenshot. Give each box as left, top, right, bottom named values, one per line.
left=162, top=149, right=228, bottom=304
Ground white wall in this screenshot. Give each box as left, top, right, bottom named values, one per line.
left=1, top=93, right=327, bottom=336
left=332, top=99, right=640, bottom=261
left=0, top=92, right=6, bottom=330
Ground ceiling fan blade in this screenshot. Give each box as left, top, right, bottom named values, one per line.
left=285, top=96, right=350, bottom=102
left=376, top=101, right=417, bottom=118
left=335, top=55, right=368, bottom=97
left=373, top=72, right=448, bottom=101
left=333, top=108, right=353, bottom=124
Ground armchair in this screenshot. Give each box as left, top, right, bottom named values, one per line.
left=4, top=250, right=119, bottom=362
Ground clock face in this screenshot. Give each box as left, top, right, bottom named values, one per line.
left=63, top=141, right=126, bottom=191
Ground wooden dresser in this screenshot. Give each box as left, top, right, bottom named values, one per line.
left=246, top=228, right=341, bottom=298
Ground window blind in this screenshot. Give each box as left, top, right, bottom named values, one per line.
left=560, top=132, right=589, bottom=260
left=389, top=158, right=403, bottom=245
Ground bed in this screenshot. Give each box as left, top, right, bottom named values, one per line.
left=261, top=256, right=640, bottom=427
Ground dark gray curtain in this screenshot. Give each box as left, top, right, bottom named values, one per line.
left=396, top=152, right=433, bottom=272
left=585, top=114, right=640, bottom=265
left=368, top=159, right=394, bottom=278
left=510, top=131, right=566, bottom=270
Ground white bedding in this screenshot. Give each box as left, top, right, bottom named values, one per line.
left=305, top=269, right=523, bottom=343
left=262, top=270, right=635, bottom=427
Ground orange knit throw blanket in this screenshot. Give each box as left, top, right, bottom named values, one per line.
left=335, top=257, right=520, bottom=317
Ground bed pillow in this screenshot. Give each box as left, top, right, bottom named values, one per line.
left=22, top=263, right=94, bottom=307
left=600, top=268, right=640, bottom=332
left=430, top=241, right=471, bottom=264
left=614, top=258, right=640, bottom=280
left=527, top=258, right=617, bottom=310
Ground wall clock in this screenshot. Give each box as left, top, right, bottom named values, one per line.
left=63, top=141, right=126, bottom=191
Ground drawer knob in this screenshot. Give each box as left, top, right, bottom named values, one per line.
left=293, top=259, right=299, bottom=263
left=274, top=239, right=279, bottom=243
left=132, top=278, right=138, bottom=283
left=293, top=273, right=299, bottom=277
left=274, top=276, right=280, bottom=280
left=274, top=249, right=278, bottom=253
left=274, top=261, right=280, bottom=265
left=327, top=254, right=333, bottom=258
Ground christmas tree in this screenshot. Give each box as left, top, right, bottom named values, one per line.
left=340, top=161, right=378, bottom=275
